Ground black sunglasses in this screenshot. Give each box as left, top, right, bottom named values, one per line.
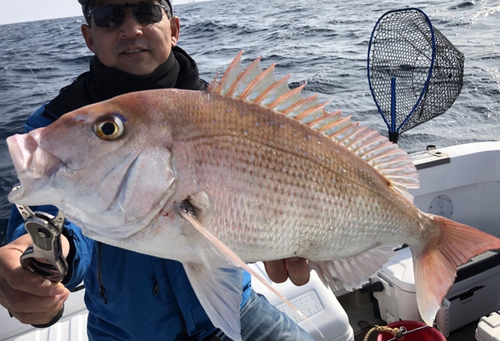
left=89, top=2, right=169, bottom=28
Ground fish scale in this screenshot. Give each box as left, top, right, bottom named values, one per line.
left=167, top=99, right=413, bottom=260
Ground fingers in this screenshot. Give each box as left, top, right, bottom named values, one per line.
left=7, top=233, right=33, bottom=254
left=0, top=275, right=69, bottom=325
left=0, top=235, right=70, bottom=325
left=264, top=259, right=289, bottom=283
left=2, top=235, right=67, bottom=297
left=61, top=234, right=70, bottom=258
left=263, top=257, right=310, bottom=286
left=9, top=268, right=68, bottom=297
left=285, top=257, right=310, bottom=286
left=1, top=288, right=68, bottom=325
left=8, top=299, right=66, bottom=325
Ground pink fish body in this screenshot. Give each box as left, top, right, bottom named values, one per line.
left=7, top=52, right=500, bottom=340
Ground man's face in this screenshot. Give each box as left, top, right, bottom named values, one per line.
left=81, top=0, right=180, bottom=76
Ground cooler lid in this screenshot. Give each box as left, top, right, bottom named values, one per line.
left=377, top=247, right=417, bottom=293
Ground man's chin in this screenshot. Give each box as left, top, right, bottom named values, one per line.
left=117, top=56, right=159, bottom=76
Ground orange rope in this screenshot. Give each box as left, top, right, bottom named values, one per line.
left=363, top=325, right=404, bottom=341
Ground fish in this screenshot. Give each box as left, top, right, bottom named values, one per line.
left=7, top=51, right=500, bottom=340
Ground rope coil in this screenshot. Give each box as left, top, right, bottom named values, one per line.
left=363, top=325, right=406, bottom=341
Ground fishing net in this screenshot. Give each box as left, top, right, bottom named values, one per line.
left=367, top=8, right=464, bottom=142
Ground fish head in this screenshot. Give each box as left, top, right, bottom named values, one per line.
left=7, top=91, right=177, bottom=239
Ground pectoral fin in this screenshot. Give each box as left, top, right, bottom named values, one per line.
left=178, top=204, right=323, bottom=339
left=183, top=263, right=244, bottom=341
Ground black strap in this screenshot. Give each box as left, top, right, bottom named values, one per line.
left=30, top=305, right=65, bottom=328
left=97, top=242, right=108, bottom=305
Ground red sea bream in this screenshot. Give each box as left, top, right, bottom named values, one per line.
left=7, top=52, right=500, bottom=340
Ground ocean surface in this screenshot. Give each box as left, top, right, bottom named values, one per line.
left=0, top=0, right=499, bottom=245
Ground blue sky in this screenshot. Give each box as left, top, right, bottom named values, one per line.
left=0, top=0, right=197, bottom=25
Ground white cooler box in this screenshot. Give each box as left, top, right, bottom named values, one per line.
left=372, top=247, right=500, bottom=337
left=476, top=312, right=500, bottom=341
left=250, top=262, right=354, bottom=341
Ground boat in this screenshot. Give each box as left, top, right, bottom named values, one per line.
left=2, top=141, right=499, bottom=341
left=2, top=5, right=496, bottom=339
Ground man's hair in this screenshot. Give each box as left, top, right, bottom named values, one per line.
left=78, top=0, right=174, bottom=24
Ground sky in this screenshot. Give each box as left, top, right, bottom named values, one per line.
left=0, top=0, right=197, bottom=26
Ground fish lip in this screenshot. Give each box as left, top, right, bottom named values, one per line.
left=8, top=185, right=26, bottom=203
left=6, top=132, right=63, bottom=203
left=7, top=133, right=37, bottom=175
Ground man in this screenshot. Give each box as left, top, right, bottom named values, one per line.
left=0, top=0, right=313, bottom=340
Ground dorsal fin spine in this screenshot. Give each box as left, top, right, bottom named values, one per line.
left=362, top=142, right=397, bottom=161
left=326, top=116, right=353, bottom=139
left=308, top=110, right=342, bottom=128
left=241, top=63, right=276, bottom=101
left=267, top=75, right=297, bottom=109
left=350, top=132, right=382, bottom=153
left=371, top=151, right=409, bottom=166
left=313, top=114, right=343, bottom=133
left=339, top=124, right=366, bottom=144
left=310, top=112, right=343, bottom=133
left=281, top=91, right=315, bottom=116
left=226, top=57, right=262, bottom=97
left=367, top=146, right=401, bottom=165
left=335, top=122, right=361, bottom=144
left=207, top=72, right=220, bottom=93
left=342, top=126, right=372, bottom=149
left=254, top=72, right=289, bottom=105
left=209, top=52, right=420, bottom=199
left=295, top=102, right=329, bottom=123
left=215, top=51, right=243, bottom=95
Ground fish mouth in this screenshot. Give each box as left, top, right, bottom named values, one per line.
left=7, top=132, right=62, bottom=204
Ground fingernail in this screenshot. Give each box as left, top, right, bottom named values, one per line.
left=40, top=279, right=52, bottom=287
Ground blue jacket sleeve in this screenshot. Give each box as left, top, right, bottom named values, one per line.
left=7, top=104, right=95, bottom=290
left=24, top=104, right=56, bottom=131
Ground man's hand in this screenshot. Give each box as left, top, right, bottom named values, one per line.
left=0, top=234, right=70, bottom=325
left=263, top=257, right=310, bottom=286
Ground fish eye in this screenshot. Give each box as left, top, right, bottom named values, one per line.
left=94, top=115, right=125, bottom=140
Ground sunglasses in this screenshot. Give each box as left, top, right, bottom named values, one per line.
left=88, top=2, right=169, bottom=28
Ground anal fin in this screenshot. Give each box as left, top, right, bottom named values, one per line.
left=310, top=245, right=396, bottom=291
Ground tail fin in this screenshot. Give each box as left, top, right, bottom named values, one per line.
left=412, top=215, right=500, bottom=325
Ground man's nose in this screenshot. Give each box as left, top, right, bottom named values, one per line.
left=119, top=10, right=143, bottom=38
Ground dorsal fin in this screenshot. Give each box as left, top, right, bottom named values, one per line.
left=208, top=52, right=419, bottom=199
